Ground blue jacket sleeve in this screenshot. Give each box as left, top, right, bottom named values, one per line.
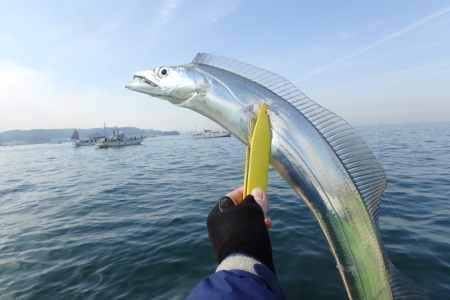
left=186, top=253, right=285, bottom=300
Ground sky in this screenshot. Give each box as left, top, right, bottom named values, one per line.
left=1, top=0, right=449, bottom=132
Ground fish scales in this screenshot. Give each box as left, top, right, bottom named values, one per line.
left=126, top=53, right=430, bottom=300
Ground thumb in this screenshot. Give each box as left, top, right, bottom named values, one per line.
left=251, top=187, right=269, bottom=214
left=251, top=187, right=272, bottom=229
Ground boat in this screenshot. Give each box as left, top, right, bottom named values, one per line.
left=95, top=130, right=146, bottom=148
left=191, top=130, right=231, bottom=139
left=71, top=129, right=104, bottom=146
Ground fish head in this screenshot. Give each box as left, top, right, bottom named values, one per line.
left=126, top=61, right=260, bottom=144
left=125, top=65, right=203, bottom=105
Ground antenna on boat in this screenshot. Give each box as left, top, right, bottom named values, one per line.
left=104, top=122, right=106, bottom=137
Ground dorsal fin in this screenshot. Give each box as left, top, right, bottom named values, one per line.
left=193, top=53, right=386, bottom=230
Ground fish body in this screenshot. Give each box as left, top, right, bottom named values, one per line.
left=126, top=54, right=430, bottom=300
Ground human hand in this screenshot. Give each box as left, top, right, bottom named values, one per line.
left=207, top=187, right=275, bottom=273
left=225, top=187, right=273, bottom=229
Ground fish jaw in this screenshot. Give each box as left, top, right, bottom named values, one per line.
left=126, top=67, right=201, bottom=105
left=125, top=70, right=167, bottom=97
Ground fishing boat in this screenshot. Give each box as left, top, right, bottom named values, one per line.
left=95, top=130, right=146, bottom=148
left=191, top=130, right=231, bottom=139
left=71, top=129, right=104, bottom=146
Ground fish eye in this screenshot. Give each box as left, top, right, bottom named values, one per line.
left=158, top=67, right=170, bottom=78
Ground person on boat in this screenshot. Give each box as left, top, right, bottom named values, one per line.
left=187, top=187, right=285, bottom=300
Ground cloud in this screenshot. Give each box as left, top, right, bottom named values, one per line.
left=335, top=31, right=356, bottom=40
left=0, top=59, right=53, bottom=103
left=201, top=0, right=241, bottom=23
left=0, top=32, right=13, bottom=46
left=298, top=6, right=450, bottom=81
left=335, top=20, right=384, bottom=41
left=0, top=59, right=109, bottom=131
left=144, top=0, right=241, bottom=46
left=0, top=59, right=220, bottom=132
left=149, top=0, right=183, bottom=40
left=364, top=59, right=450, bottom=85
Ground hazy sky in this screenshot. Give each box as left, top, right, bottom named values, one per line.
left=1, top=1, right=449, bottom=132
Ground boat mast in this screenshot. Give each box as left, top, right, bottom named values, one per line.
left=104, top=122, right=106, bottom=137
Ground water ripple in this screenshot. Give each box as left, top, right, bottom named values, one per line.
left=0, top=123, right=449, bottom=299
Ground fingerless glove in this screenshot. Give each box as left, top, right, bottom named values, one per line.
left=207, top=194, right=275, bottom=274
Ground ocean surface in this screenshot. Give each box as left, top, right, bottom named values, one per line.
left=0, top=122, right=449, bottom=300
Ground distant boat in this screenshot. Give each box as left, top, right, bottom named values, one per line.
left=95, top=129, right=145, bottom=148
left=71, top=129, right=104, bottom=146
left=191, top=130, right=231, bottom=139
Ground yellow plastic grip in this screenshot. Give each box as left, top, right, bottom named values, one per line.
left=243, top=103, right=271, bottom=197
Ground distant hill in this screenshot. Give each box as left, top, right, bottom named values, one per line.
left=0, top=127, right=179, bottom=144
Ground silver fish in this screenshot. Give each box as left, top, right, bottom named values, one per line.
left=126, top=53, right=430, bottom=300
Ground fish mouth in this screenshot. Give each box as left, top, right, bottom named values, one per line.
left=133, top=75, right=159, bottom=88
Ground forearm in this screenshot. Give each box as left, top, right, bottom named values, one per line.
left=187, top=253, right=285, bottom=300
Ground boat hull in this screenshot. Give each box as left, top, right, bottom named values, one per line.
left=192, top=132, right=231, bottom=139
left=95, top=138, right=145, bottom=148
left=73, top=141, right=96, bottom=146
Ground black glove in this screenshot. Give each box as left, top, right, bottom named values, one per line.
left=207, top=194, right=275, bottom=274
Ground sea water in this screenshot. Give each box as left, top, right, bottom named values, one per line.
left=0, top=122, right=449, bottom=299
